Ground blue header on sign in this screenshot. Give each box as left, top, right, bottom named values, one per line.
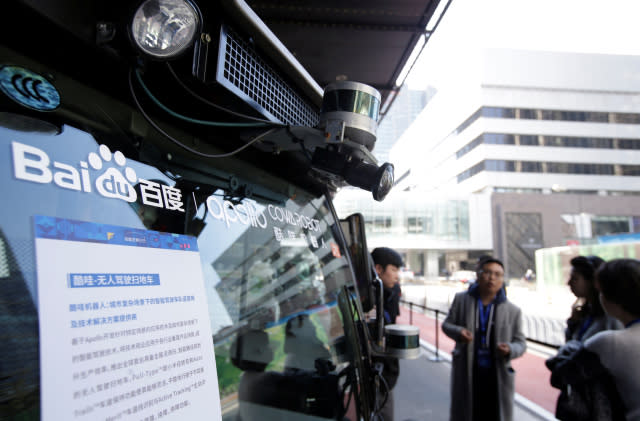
left=68, top=273, right=161, bottom=288
left=33, top=215, right=198, bottom=251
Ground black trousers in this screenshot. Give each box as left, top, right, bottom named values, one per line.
left=473, top=364, right=499, bottom=421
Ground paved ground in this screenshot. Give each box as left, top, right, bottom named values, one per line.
left=392, top=349, right=455, bottom=421
left=392, top=305, right=560, bottom=421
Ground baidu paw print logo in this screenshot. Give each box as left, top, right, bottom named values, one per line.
left=89, top=144, right=138, bottom=203
left=10, top=140, right=188, bottom=210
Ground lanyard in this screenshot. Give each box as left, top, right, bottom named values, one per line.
left=477, top=298, right=494, bottom=347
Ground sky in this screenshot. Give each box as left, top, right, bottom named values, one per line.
left=406, top=0, right=640, bottom=90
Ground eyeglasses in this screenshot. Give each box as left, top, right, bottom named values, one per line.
left=480, top=270, right=504, bottom=280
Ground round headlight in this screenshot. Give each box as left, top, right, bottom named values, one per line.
left=131, top=0, right=200, bottom=59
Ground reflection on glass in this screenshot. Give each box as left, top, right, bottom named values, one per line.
left=0, top=117, right=360, bottom=420
left=200, top=193, right=356, bottom=419
left=0, top=122, right=177, bottom=419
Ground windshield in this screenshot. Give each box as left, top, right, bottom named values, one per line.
left=0, top=117, right=363, bottom=420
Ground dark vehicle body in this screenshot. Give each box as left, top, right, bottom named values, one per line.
left=0, top=1, right=445, bottom=419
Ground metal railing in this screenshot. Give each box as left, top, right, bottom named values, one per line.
left=399, top=299, right=559, bottom=362
left=400, top=299, right=447, bottom=362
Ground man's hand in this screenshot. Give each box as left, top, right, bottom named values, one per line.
left=459, top=328, right=473, bottom=344
left=497, top=343, right=510, bottom=356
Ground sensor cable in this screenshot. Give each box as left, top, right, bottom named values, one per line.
left=134, top=67, right=273, bottom=128
left=129, top=68, right=277, bottom=158
left=166, top=62, right=284, bottom=125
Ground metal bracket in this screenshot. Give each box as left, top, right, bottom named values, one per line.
left=324, top=119, right=346, bottom=143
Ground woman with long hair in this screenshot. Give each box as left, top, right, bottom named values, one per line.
left=546, top=255, right=623, bottom=420
left=565, top=255, right=622, bottom=342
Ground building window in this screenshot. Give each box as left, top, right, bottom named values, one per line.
left=591, top=216, right=632, bottom=237
left=434, top=201, right=469, bottom=241
left=621, top=165, right=640, bottom=176
left=519, top=135, right=539, bottom=145
left=458, top=160, right=640, bottom=182
left=611, top=113, right=640, bottom=124
left=485, top=160, right=514, bottom=171
left=355, top=199, right=470, bottom=242
left=454, top=108, right=483, bottom=135
left=618, top=139, right=640, bottom=149
left=457, top=161, right=485, bottom=182
left=541, top=136, right=618, bottom=149
left=483, top=107, right=515, bottom=118
left=451, top=106, right=640, bottom=140
left=370, top=216, right=392, bottom=233
left=456, top=135, right=484, bottom=158
left=518, top=108, right=537, bottom=119
left=456, top=133, right=640, bottom=159
left=494, top=187, right=543, bottom=193
left=561, top=214, right=636, bottom=243
left=407, top=217, right=424, bottom=233
left=520, top=161, right=542, bottom=172
left=484, top=133, right=515, bottom=144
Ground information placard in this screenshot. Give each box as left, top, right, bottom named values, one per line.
left=34, top=215, right=222, bottom=421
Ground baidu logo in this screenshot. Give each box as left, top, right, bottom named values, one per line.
left=89, top=145, right=138, bottom=202
left=11, top=141, right=184, bottom=211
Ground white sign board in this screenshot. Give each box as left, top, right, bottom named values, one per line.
left=34, top=215, right=221, bottom=420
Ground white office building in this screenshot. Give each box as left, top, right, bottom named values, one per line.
left=392, top=49, right=640, bottom=195
left=336, top=49, right=640, bottom=279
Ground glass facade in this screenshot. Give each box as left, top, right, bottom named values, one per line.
left=558, top=213, right=637, bottom=245
left=349, top=198, right=470, bottom=241
left=591, top=216, right=633, bottom=237
left=369, top=215, right=392, bottom=233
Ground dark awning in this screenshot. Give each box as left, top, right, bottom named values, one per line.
left=245, top=0, right=448, bottom=116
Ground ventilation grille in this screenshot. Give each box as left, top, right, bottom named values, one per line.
left=216, top=26, right=319, bottom=127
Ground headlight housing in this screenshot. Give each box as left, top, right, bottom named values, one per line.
left=131, top=0, right=200, bottom=59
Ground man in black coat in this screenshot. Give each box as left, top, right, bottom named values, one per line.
left=371, top=247, right=403, bottom=325
left=371, top=247, right=404, bottom=420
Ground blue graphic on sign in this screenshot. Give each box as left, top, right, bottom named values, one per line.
left=598, top=232, right=640, bottom=244
left=34, top=215, right=198, bottom=251
left=68, top=273, right=160, bottom=288
left=0, top=65, right=60, bottom=111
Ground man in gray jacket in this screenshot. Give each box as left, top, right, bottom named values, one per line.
left=442, top=257, right=526, bottom=421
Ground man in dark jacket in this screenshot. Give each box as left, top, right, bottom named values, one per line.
left=371, top=247, right=403, bottom=324
left=371, top=247, right=403, bottom=420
